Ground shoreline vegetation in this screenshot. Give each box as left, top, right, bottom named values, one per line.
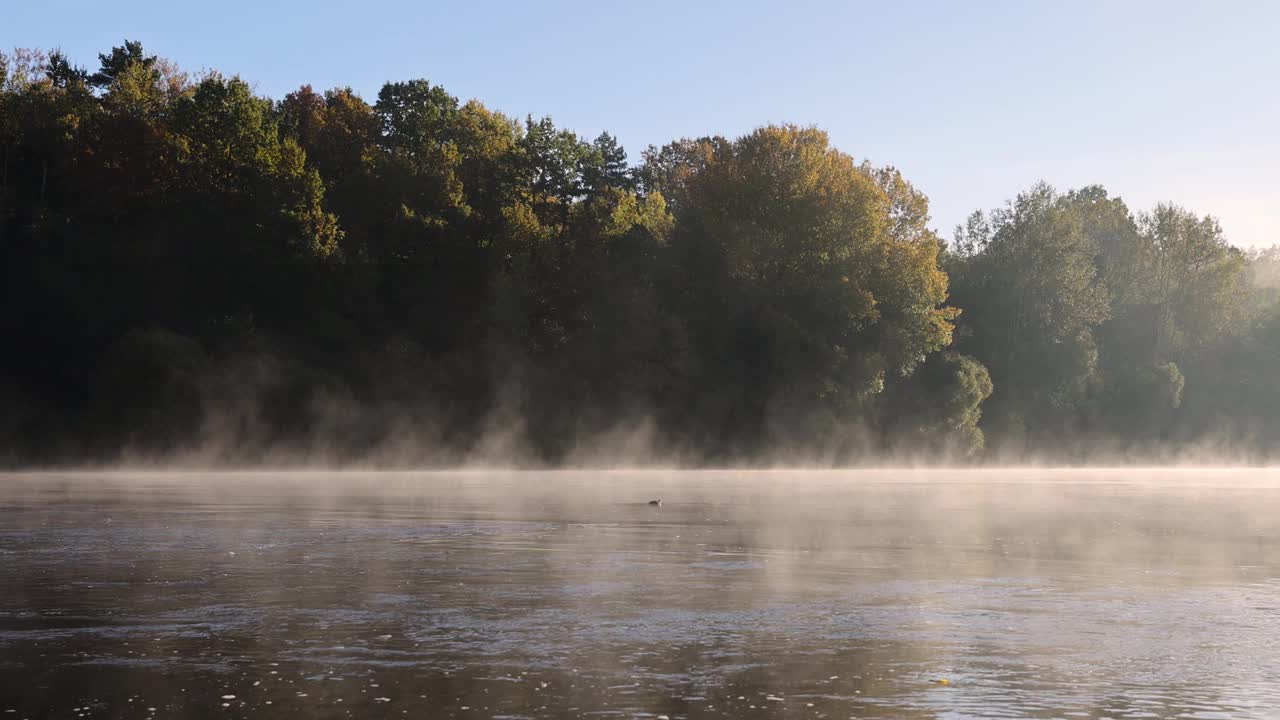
left=4, top=42, right=1280, bottom=468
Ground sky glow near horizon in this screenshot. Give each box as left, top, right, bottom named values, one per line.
left=8, top=0, right=1278, bottom=247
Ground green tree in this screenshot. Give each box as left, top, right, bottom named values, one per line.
left=949, top=183, right=1111, bottom=448
left=45, top=51, right=88, bottom=89
left=582, top=131, right=632, bottom=192
left=89, top=40, right=157, bottom=89
left=881, top=352, right=993, bottom=457
left=1138, top=205, right=1247, bottom=360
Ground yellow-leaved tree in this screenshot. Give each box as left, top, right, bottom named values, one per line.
left=649, top=125, right=958, bottom=453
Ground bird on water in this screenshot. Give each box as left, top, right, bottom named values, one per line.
left=648, top=499, right=662, bottom=506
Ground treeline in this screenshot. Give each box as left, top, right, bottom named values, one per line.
left=0, top=42, right=1276, bottom=466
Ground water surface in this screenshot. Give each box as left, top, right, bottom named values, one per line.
left=2, top=469, right=1279, bottom=718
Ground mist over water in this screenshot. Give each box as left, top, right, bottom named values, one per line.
left=3, top=468, right=1279, bottom=719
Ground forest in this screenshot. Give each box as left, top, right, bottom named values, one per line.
left=3, top=41, right=1279, bottom=466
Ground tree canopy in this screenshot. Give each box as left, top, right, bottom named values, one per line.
left=1, top=41, right=1277, bottom=466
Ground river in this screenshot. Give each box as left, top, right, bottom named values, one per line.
left=2, top=469, right=1278, bottom=718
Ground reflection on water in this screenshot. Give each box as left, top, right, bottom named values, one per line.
left=2, top=469, right=1279, bottom=718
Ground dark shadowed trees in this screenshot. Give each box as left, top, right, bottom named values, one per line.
left=3, top=42, right=1280, bottom=466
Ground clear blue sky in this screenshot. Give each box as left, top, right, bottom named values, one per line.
left=8, top=0, right=1280, bottom=246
